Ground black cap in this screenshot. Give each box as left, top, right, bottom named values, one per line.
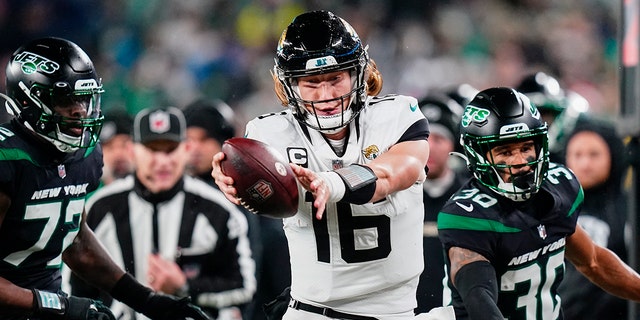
left=133, top=107, right=186, bottom=144
left=183, top=99, right=235, bottom=142
left=100, top=108, right=133, bottom=143
left=419, top=93, right=464, bottom=143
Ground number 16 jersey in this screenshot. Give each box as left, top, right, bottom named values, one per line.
left=245, top=94, right=429, bottom=315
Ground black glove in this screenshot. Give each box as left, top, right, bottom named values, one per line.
left=138, top=293, right=210, bottom=320
left=32, top=289, right=116, bottom=320
left=110, top=273, right=211, bottom=320
left=263, top=287, right=290, bottom=320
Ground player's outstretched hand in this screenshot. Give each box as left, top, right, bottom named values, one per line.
left=139, top=293, right=211, bottom=320
left=32, top=289, right=116, bottom=320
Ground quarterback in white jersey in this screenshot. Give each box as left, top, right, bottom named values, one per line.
left=212, top=10, right=440, bottom=320
left=246, top=94, right=426, bottom=314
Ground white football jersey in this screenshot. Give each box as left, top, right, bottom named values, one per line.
left=245, top=94, right=427, bottom=315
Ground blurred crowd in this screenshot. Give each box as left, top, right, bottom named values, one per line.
left=0, top=1, right=633, bottom=319
left=0, top=0, right=621, bottom=123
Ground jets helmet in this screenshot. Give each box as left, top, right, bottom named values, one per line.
left=5, top=37, right=104, bottom=153
left=460, top=87, right=549, bottom=201
left=273, top=10, right=369, bottom=134
left=516, top=72, right=566, bottom=117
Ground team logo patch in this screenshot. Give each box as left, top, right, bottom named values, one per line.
left=14, top=51, right=60, bottom=74
left=332, top=159, right=344, bottom=170
left=58, top=164, right=67, bottom=179
left=362, top=145, right=380, bottom=160
left=537, top=224, right=547, bottom=239
left=148, top=110, right=171, bottom=133
left=461, top=106, right=491, bottom=127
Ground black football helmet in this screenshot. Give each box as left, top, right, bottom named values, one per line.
left=460, top=87, right=549, bottom=201
left=516, top=72, right=566, bottom=116
left=5, top=37, right=104, bottom=153
left=273, top=10, right=368, bottom=134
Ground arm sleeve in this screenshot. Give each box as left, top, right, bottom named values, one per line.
left=454, top=261, right=503, bottom=320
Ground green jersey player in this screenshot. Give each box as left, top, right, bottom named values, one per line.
left=438, top=87, right=640, bottom=320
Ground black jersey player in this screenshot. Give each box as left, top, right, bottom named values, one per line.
left=0, top=37, right=210, bottom=320
left=438, top=87, right=640, bottom=320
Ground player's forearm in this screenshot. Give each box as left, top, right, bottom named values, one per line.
left=368, top=140, right=428, bottom=201
left=62, top=224, right=125, bottom=292
left=580, top=245, right=640, bottom=301
left=0, top=277, right=35, bottom=312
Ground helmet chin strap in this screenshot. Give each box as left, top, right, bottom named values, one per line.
left=309, top=108, right=353, bottom=134
left=0, top=93, right=20, bottom=116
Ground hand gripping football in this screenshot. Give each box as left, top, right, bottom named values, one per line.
left=221, top=137, right=298, bottom=218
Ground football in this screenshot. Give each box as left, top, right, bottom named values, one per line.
left=221, top=137, right=298, bottom=218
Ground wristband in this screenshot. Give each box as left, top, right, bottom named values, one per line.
left=110, top=273, right=153, bottom=311
left=32, top=289, right=65, bottom=316
left=334, top=164, right=377, bottom=204
left=317, top=164, right=378, bottom=204
left=316, top=171, right=346, bottom=202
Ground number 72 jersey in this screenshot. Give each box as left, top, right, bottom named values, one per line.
left=0, top=121, right=102, bottom=290
left=438, top=163, right=584, bottom=320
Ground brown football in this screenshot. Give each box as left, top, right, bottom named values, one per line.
left=221, top=137, right=298, bottom=218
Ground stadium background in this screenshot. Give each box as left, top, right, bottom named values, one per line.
left=1, top=0, right=639, bottom=318
left=0, top=0, right=621, bottom=122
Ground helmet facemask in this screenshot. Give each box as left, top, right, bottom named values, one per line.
left=5, top=37, right=105, bottom=153
left=17, top=79, right=104, bottom=153
left=276, top=58, right=368, bottom=134
left=464, top=131, right=549, bottom=201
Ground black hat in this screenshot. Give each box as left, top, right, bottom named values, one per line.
left=419, top=93, right=464, bottom=143
left=133, top=107, right=185, bottom=144
left=100, top=108, right=133, bottom=143
left=183, top=99, right=235, bottom=142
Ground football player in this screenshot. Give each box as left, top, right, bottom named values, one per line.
left=438, top=87, right=640, bottom=320
left=211, top=10, right=456, bottom=320
left=0, top=37, right=209, bottom=320
left=516, top=71, right=588, bottom=162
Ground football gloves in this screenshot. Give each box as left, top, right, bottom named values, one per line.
left=110, top=273, right=211, bottom=320
left=32, top=289, right=115, bottom=320
left=138, top=293, right=210, bottom=320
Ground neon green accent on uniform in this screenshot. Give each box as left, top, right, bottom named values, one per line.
left=567, top=185, right=584, bottom=217
left=438, top=212, right=522, bottom=233
left=0, top=148, right=35, bottom=162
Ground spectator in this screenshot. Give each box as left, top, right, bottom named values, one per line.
left=415, top=93, right=468, bottom=314
left=69, top=107, right=256, bottom=319
left=99, top=108, right=135, bottom=186
left=560, top=119, right=630, bottom=320
left=183, top=99, right=236, bottom=184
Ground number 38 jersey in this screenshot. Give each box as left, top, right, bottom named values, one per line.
left=245, top=95, right=429, bottom=315
left=438, top=163, right=583, bottom=320
left=0, top=120, right=102, bottom=291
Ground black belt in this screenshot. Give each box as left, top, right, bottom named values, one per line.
left=288, top=298, right=378, bottom=320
